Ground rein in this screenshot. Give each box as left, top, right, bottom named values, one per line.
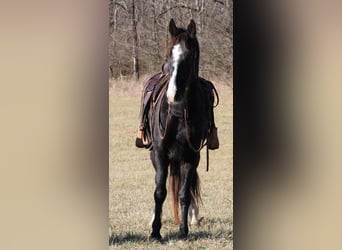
left=154, top=84, right=206, bottom=152
left=154, top=92, right=210, bottom=171
left=184, top=107, right=210, bottom=172
left=183, top=108, right=205, bottom=152
left=153, top=78, right=218, bottom=172
left=157, top=105, right=171, bottom=140
left=152, top=35, right=218, bottom=172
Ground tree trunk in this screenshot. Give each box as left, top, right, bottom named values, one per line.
left=131, top=0, right=139, bottom=80
left=151, top=0, right=160, bottom=66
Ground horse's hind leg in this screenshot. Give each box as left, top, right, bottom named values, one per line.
left=189, top=170, right=203, bottom=226
left=178, top=162, right=198, bottom=239
left=189, top=199, right=200, bottom=226
left=150, top=150, right=169, bottom=240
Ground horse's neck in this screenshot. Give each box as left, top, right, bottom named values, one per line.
left=167, top=74, right=200, bottom=118
left=185, top=76, right=200, bottom=106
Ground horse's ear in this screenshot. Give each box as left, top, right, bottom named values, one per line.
left=187, top=19, right=196, bottom=38
left=169, top=19, right=177, bottom=37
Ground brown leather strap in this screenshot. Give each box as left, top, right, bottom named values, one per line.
left=183, top=108, right=206, bottom=152
left=206, top=145, right=209, bottom=172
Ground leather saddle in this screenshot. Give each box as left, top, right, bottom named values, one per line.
left=137, top=63, right=218, bottom=149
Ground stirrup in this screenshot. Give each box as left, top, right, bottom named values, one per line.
left=207, top=127, right=219, bottom=150
left=135, top=137, right=145, bottom=148
left=135, top=125, right=151, bottom=148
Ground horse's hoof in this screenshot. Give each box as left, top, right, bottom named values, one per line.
left=190, top=221, right=199, bottom=226
left=149, top=233, right=162, bottom=241
left=190, top=216, right=204, bottom=226
left=177, top=232, right=188, bottom=240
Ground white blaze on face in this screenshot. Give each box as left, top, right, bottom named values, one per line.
left=167, top=43, right=187, bottom=103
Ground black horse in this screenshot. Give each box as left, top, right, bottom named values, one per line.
left=148, top=19, right=211, bottom=240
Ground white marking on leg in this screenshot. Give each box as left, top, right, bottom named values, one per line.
left=167, top=44, right=187, bottom=103
left=149, top=210, right=162, bottom=226
left=149, top=211, right=155, bottom=227
left=189, top=201, right=198, bottom=225
left=189, top=199, right=203, bottom=226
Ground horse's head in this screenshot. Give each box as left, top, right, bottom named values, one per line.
left=166, top=19, right=200, bottom=104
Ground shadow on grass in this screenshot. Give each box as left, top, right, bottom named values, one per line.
left=164, top=229, right=232, bottom=243
left=164, top=230, right=214, bottom=241
left=205, top=217, right=232, bottom=224
left=109, top=231, right=215, bottom=246
left=109, top=230, right=228, bottom=246
left=109, top=232, right=147, bottom=245
left=109, top=217, right=233, bottom=245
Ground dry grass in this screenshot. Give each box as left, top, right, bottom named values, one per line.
left=109, top=78, right=233, bottom=249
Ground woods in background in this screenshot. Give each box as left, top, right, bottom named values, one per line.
left=109, top=0, right=232, bottom=85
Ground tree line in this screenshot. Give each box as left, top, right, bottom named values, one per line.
left=109, top=0, right=232, bottom=85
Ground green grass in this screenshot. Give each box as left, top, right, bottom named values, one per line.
left=109, top=79, right=233, bottom=249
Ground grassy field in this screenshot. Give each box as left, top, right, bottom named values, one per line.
left=109, top=78, right=233, bottom=249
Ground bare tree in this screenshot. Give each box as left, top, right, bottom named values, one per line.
left=109, top=0, right=233, bottom=84
left=131, top=0, right=139, bottom=79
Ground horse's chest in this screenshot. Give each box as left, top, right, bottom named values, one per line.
left=167, top=122, right=200, bottom=160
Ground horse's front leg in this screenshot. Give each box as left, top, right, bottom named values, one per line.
left=178, top=162, right=197, bottom=239
left=150, top=150, right=169, bottom=240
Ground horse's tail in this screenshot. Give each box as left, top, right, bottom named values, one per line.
left=169, top=164, right=202, bottom=225
left=169, top=162, right=180, bottom=224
